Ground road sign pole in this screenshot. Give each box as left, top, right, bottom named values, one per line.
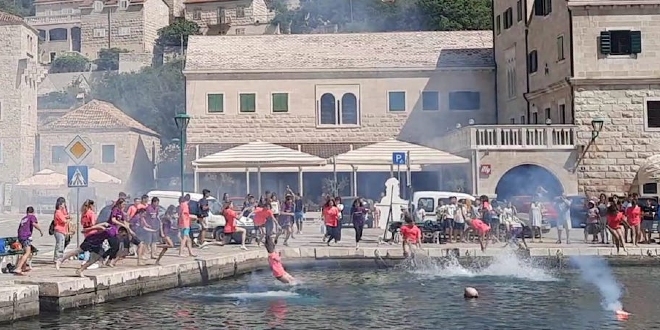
left=406, top=151, right=412, bottom=212
left=76, top=188, right=80, bottom=247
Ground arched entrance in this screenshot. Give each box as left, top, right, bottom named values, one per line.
left=495, top=164, right=564, bottom=200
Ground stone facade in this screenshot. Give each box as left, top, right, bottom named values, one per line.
left=184, top=0, right=274, bottom=35
left=493, top=0, right=573, bottom=125
left=118, top=51, right=152, bottom=72
left=570, top=2, right=660, bottom=195
left=26, top=1, right=82, bottom=63
left=80, top=0, right=169, bottom=60
left=0, top=15, right=47, bottom=190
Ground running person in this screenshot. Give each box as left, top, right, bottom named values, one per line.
left=221, top=201, right=248, bottom=250
left=294, top=193, right=305, bottom=235
left=276, top=195, right=295, bottom=246
left=198, top=189, right=211, bottom=245
left=56, top=223, right=116, bottom=277
left=14, top=207, right=43, bottom=275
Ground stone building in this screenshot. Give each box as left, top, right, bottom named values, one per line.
left=183, top=31, right=494, bottom=195
left=38, top=99, right=161, bottom=193
left=79, top=0, right=170, bottom=60
left=184, top=0, right=276, bottom=35
left=25, top=0, right=83, bottom=63
left=0, top=11, right=48, bottom=206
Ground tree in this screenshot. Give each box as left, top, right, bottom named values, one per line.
left=90, top=59, right=185, bottom=140
left=49, top=53, right=90, bottom=73
left=417, top=0, right=492, bottom=31
left=156, top=18, right=201, bottom=47
left=0, top=0, right=34, bottom=16
left=95, top=48, right=129, bottom=71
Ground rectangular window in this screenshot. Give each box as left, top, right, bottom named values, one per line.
left=528, top=50, right=538, bottom=73
left=559, top=103, right=566, bottom=124
left=236, top=5, right=245, bottom=18
left=642, top=183, right=658, bottom=195
left=421, top=91, right=439, bottom=111
left=388, top=91, right=406, bottom=112
left=0, top=101, right=2, bottom=120
left=600, top=30, right=642, bottom=56
left=193, top=10, right=201, bottom=20
left=218, top=8, right=226, bottom=23
left=239, top=93, right=256, bottom=112
left=0, top=141, right=3, bottom=163
left=544, top=108, right=551, bottom=122
left=118, top=27, right=131, bottom=36
left=504, top=8, right=513, bottom=29
left=235, top=28, right=245, bottom=35
left=510, top=118, right=516, bottom=124
left=534, top=0, right=552, bottom=16
left=516, top=0, right=523, bottom=21
left=271, top=93, right=289, bottom=112
left=449, top=91, right=480, bottom=111
left=51, top=146, right=67, bottom=164
left=557, top=35, right=565, bottom=61
left=645, top=100, right=660, bottom=129
left=532, top=112, right=539, bottom=124
left=49, top=52, right=56, bottom=62
left=521, top=115, right=526, bottom=124
left=496, top=15, right=501, bottom=35
left=207, top=93, right=224, bottom=113
left=93, top=28, right=106, bottom=38
left=101, top=145, right=116, bottom=163
left=118, top=0, right=128, bottom=9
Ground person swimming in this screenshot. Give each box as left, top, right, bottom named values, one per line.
left=265, top=236, right=295, bottom=285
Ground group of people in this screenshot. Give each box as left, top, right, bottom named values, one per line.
left=585, top=193, right=659, bottom=252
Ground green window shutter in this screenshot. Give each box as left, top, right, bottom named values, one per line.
left=207, top=94, right=223, bottom=113
left=272, top=93, right=288, bottom=112
left=240, top=94, right=256, bottom=112
left=630, top=31, right=642, bottom=54
left=599, top=31, right=611, bottom=55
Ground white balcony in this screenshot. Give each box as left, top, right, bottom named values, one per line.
left=437, top=125, right=577, bottom=153
left=25, top=14, right=81, bottom=26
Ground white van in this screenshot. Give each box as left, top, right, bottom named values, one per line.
left=146, top=190, right=254, bottom=238
left=412, top=191, right=476, bottom=222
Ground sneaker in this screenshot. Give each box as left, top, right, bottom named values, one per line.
left=55, top=259, right=61, bottom=270
left=240, top=246, right=248, bottom=251
left=88, top=263, right=99, bottom=270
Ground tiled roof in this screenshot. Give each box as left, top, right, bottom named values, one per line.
left=79, top=0, right=145, bottom=7
left=184, top=31, right=493, bottom=73
left=33, top=0, right=82, bottom=4
left=41, top=99, right=159, bottom=136
left=0, top=11, right=24, bottom=23
left=184, top=0, right=242, bottom=4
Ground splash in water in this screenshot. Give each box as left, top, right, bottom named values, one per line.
left=406, top=248, right=558, bottom=282
left=569, top=256, right=622, bottom=311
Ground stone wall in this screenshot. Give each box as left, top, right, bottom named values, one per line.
left=142, top=0, right=170, bottom=53
left=185, top=0, right=273, bottom=35
left=574, top=85, right=660, bottom=195
left=80, top=6, right=145, bottom=60
left=118, top=52, right=152, bottom=73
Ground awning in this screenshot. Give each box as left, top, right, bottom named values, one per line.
left=331, top=139, right=468, bottom=165
left=89, top=168, right=121, bottom=184
left=637, top=154, right=660, bottom=183
left=194, top=164, right=423, bottom=173
left=16, top=169, right=68, bottom=187
left=192, top=141, right=328, bottom=168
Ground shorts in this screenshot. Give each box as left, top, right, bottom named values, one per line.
left=294, top=212, right=304, bottom=222
left=275, top=271, right=290, bottom=280
left=19, top=238, right=32, bottom=249
left=180, top=228, right=190, bottom=237
left=140, top=230, right=159, bottom=245
left=279, top=217, right=292, bottom=229
left=199, top=217, right=209, bottom=228
left=642, top=220, right=655, bottom=231
left=557, top=218, right=571, bottom=230
left=444, top=219, right=454, bottom=230
left=586, top=223, right=601, bottom=235
left=453, top=222, right=465, bottom=230
left=265, top=220, right=275, bottom=236
left=128, top=235, right=141, bottom=246
left=80, top=240, right=103, bottom=255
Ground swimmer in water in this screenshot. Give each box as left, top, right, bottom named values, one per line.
left=400, top=213, right=422, bottom=258
left=465, top=217, right=491, bottom=251
left=265, top=236, right=295, bottom=285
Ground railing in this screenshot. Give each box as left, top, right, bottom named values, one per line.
left=25, top=14, right=81, bottom=25
left=437, top=125, right=577, bottom=152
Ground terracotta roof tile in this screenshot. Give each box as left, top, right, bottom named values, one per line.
left=41, top=99, right=159, bottom=136
left=185, top=31, right=494, bottom=73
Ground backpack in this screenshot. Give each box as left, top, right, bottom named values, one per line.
left=188, top=200, right=200, bottom=217
left=48, top=220, right=55, bottom=235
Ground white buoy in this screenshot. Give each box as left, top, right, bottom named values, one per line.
left=464, top=287, right=478, bottom=299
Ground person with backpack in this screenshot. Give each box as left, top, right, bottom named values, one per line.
left=14, top=206, right=43, bottom=275
left=51, top=197, right=71, bottom=263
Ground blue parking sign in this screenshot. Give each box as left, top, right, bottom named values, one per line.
left=392, top=152, right=406, bottom=165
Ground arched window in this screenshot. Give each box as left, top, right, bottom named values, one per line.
left=319, top=93, right=336, bottom=125
left=341, top=93, right=358, bottom=125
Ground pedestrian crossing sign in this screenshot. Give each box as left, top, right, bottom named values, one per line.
left=67, top=165, right=88, bottom=188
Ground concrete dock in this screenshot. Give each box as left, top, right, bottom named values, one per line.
left=2, top=227, right=660, bottom=323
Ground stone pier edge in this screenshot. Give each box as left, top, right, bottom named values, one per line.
left=2, top=246, right=660, bottom=323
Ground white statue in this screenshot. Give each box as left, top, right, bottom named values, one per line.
left=375, top=178, right=408, bottom=229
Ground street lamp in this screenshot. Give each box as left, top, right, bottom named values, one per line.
left=591, top=118, right=604, bottom=140
left=174, top=113, right=191, bottom=196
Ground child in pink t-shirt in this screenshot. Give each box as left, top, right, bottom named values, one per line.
left=265, top=236, right=295, bottom=285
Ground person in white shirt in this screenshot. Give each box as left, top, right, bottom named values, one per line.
left=415, top=206, right=426, bottom=223
left=444, top=197, right=458, bottom=242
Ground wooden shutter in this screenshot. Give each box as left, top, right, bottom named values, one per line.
left=599, top=31, right=611, bottom=55
left=630, top=31, right=642, bottom=54
left=534, top=0, right=543, bottom=15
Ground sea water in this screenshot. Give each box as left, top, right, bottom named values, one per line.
left=9, top=253, right=658, bottom=330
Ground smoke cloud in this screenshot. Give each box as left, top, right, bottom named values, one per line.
left=569, top=256, right=622, bottom=311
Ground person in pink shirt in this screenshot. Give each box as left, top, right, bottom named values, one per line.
left=322, top=198, right=341, bottom=246
left=52, top=197, right=71, bottom=262
left=466, top=217, right=491, bottom=251
left=265, top=236, right=295, bottom=285
left=178, top=196, right=196, bottom=257
left=625, top=199, right=642, bottom=247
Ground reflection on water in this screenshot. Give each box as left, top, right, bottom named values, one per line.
left=7, top=254, right=660, bottom=330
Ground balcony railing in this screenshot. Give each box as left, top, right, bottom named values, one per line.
left=25, top=14, right=81, bottom=26
left=437, top=125, right=577, bottom=152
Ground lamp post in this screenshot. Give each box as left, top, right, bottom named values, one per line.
left=174, top=113, right=191, bottom=196
left=591, top=118, right=604, bottom=140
